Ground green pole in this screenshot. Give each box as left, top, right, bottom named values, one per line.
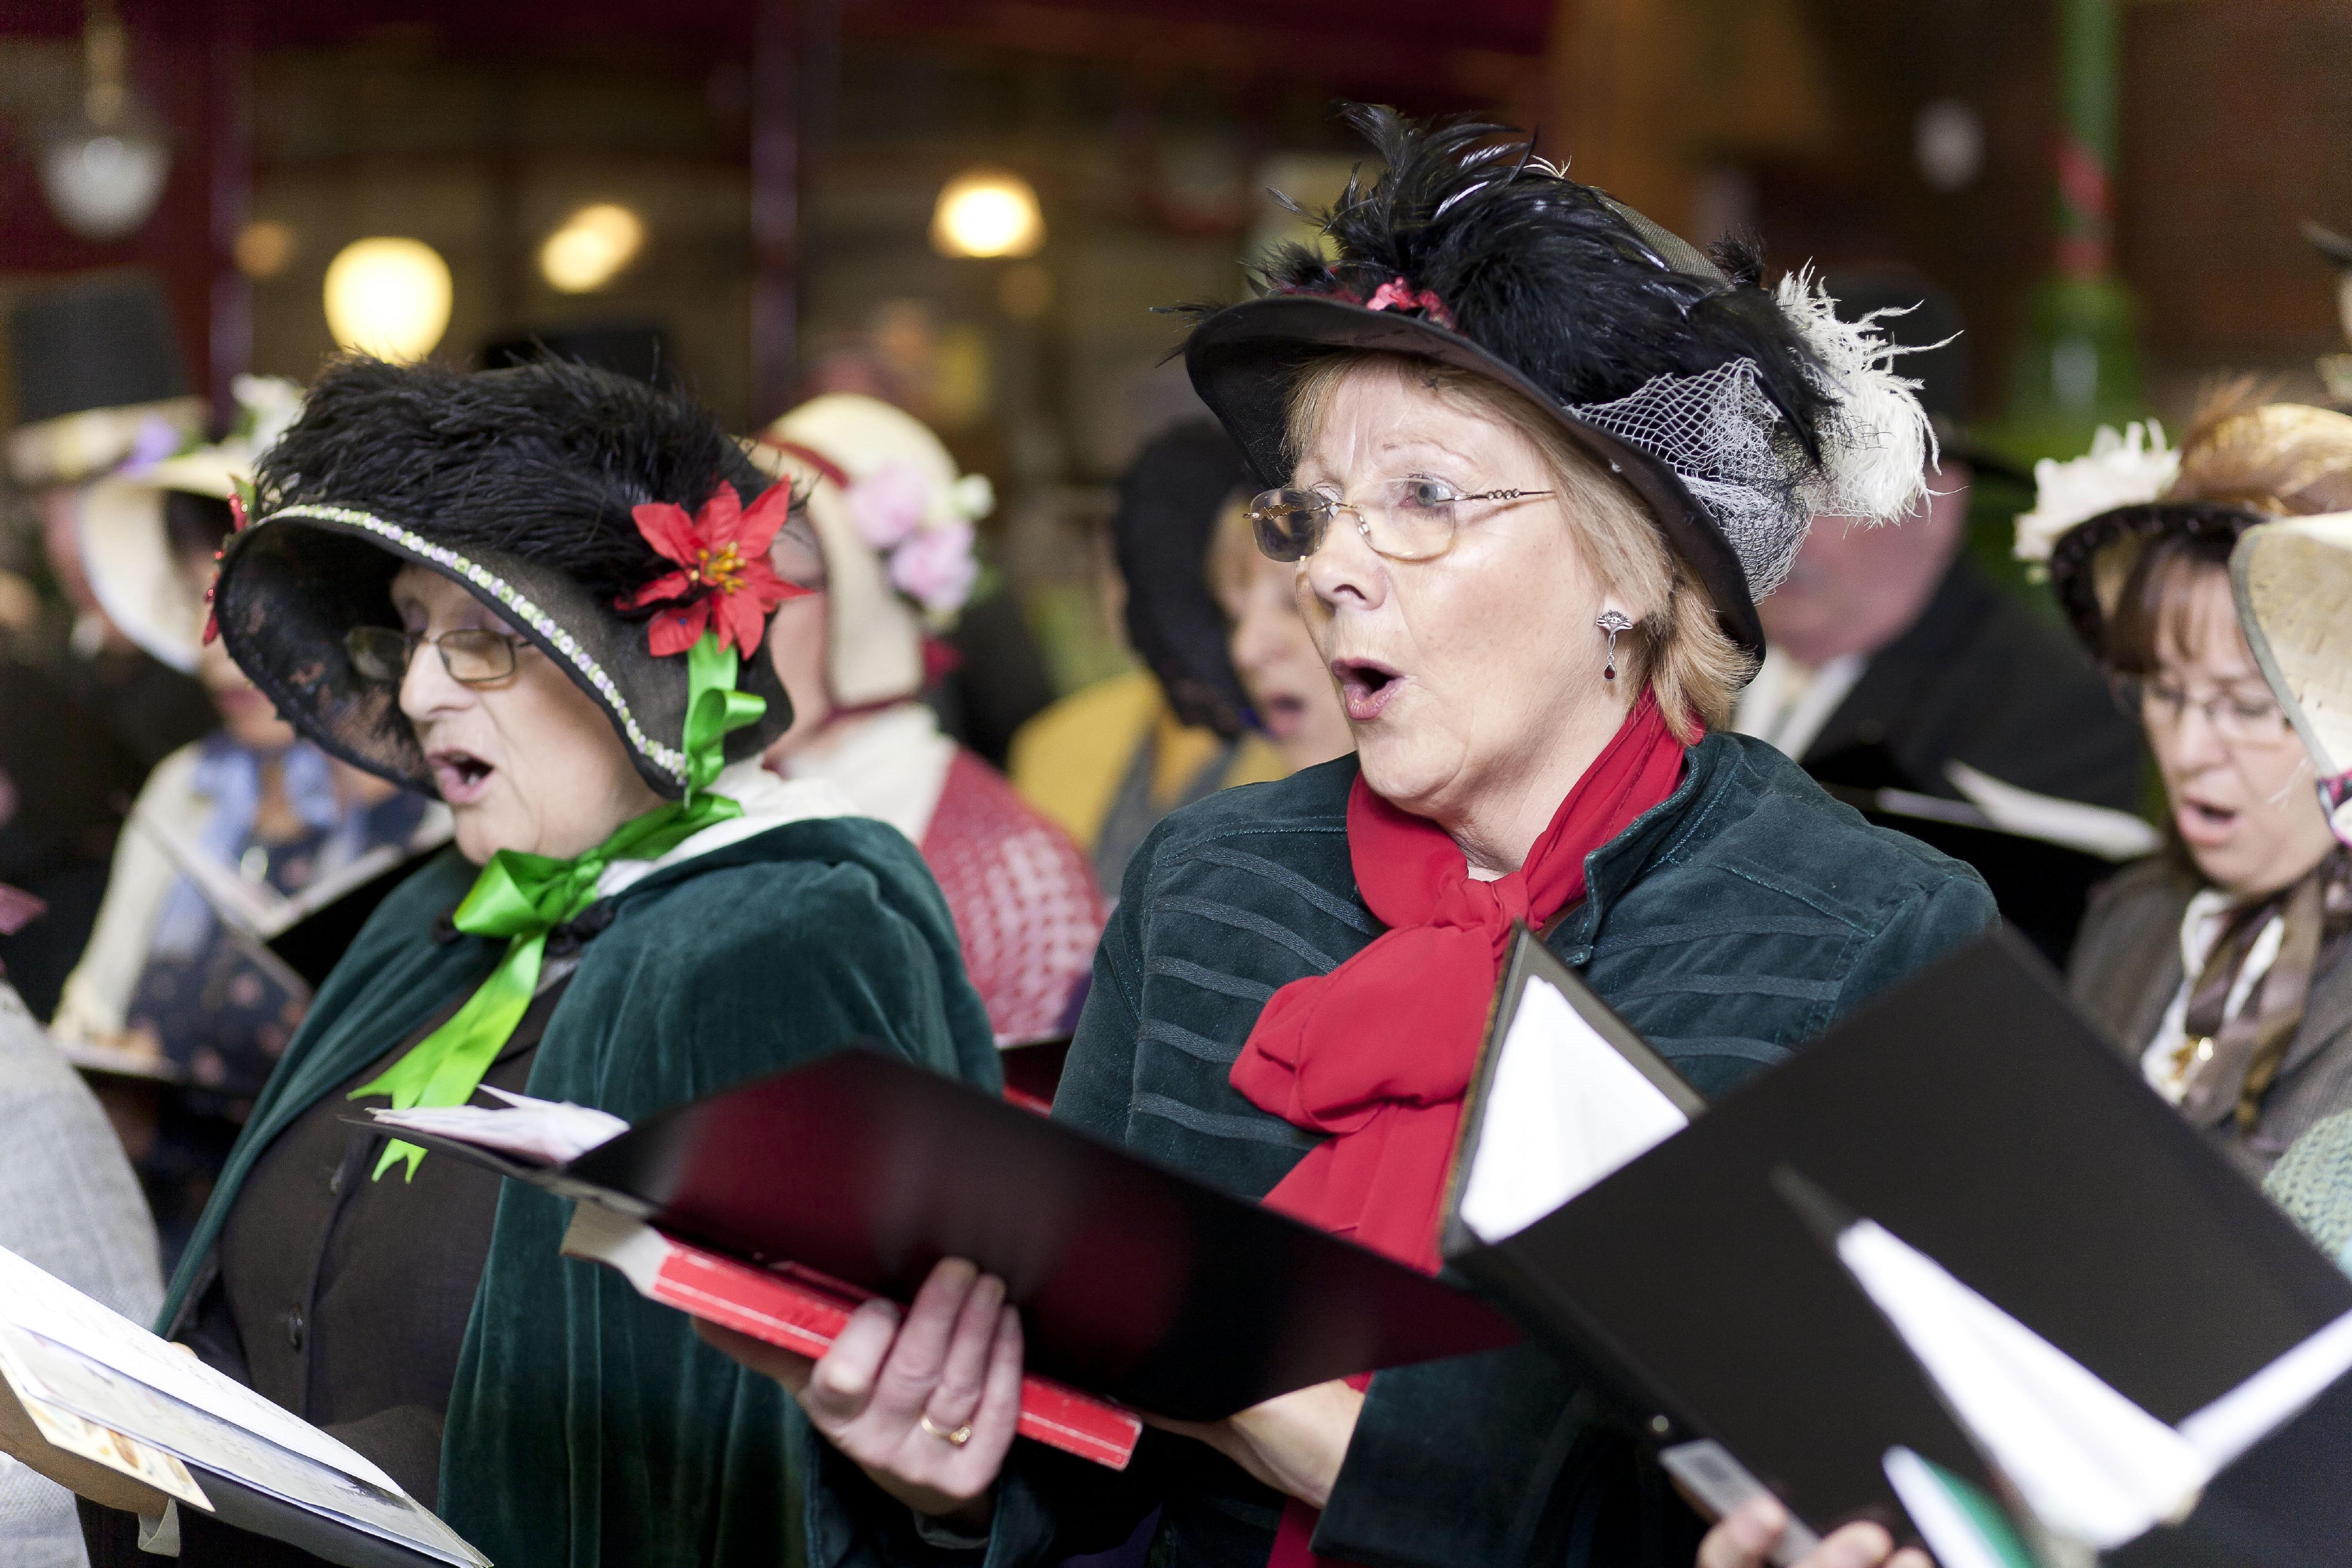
left=1999, top=0, right=2146, bottom=461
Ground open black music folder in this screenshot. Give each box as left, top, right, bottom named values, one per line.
left=373, top=1044, right=1520, bottom=1427
left=1441, top=928, right=2352, bottom=1567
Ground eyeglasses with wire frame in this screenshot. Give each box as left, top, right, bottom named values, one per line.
left=346, top=626, right=532, bottom=687
left=2110, top=673, right=2294, bottom=749
left=1246, top=478, right=1556, bottom=563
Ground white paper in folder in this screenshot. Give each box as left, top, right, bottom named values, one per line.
left=1456, top=974, right=1692, bottom=1245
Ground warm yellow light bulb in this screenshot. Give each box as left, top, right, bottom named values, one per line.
left=539, top=203, right=646, bottom=294
left=931, top=169, right=1044, bottom=259
left=322, top=237, right=452, bottom=362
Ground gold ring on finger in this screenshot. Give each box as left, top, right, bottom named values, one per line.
left=919, top=1413, right=974, bottom=1447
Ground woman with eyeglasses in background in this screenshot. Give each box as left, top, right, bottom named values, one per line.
left=2023, top=394, right=2352, bottom=1179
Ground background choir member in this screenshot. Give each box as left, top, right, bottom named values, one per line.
left=1011, top=421, right=1290, bottom=888
left=1734, top=270, right=2145, bottom=814
left=2027, top=397, right=2352, bottom=1178
left=47, top=380, right=444, bottom=1263
left=752, top=393, right=1106, bottom=1044
left=0, top=963, right=162, bottom=1568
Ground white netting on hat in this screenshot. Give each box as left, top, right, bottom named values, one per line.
left=1563, top=271, right=1940, bottom=600
left=1568, top=359, right=1816, bottom=597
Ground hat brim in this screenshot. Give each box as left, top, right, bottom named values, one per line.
left=77, top=477, right=204, bottom=673
left=1182, top=293, right=1765, bottom=658
left=2045, top=500, right=2266, bottom=657
left=214, top=507, right=792, bottom=800
left=2233, top=512, right=2352, bottom=779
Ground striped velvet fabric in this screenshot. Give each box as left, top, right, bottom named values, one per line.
left=808, top=732, right=1997, bottom=1568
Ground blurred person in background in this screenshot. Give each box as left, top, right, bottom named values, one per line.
left=1, top=276, right=219, bottom=1016
left=1207, top=494, right=1354, bottom=775
left=2024, top=396, right=2352, bottom=1180
left=1011, top=421, right=1288, bottom=890
left=46, top=389, right=447, bottom=1266
left=1735, top=270, right=2145, bottom=812
left=0, top=952, right=163, bottom=1568
left=73, top=358, right=996, bottom=1567
left=752, top=393, right=1105, bottom=1044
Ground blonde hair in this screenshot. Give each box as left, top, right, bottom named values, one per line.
left=1285, top=352, right=1750, bottom=741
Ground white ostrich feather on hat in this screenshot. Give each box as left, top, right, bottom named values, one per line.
left=1773, top=268, right=1940, bottom=525
left=2013, top=421, right=2179, bottom=564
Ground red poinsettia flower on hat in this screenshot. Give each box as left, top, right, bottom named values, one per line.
left=617, top=481, right=808, bottom=658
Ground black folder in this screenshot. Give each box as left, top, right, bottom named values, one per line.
left=391, top=1047, right=1520, bottom=1421
left=1441, top=929, right=2352, bottom=1559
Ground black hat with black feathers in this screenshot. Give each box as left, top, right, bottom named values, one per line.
left=210, top=356, right=795, bottom=800
left=1185, top=105, right=1936, bottom=657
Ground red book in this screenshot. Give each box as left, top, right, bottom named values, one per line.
left=561, top=1204, right=1141, bottom=1469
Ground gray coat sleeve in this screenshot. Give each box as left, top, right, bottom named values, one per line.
left=0, top=982, right=165, bottom=1567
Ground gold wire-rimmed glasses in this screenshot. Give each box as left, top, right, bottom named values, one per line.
left=1246, top=478, right=1556, bottom=563
left=346, top=626, right=531, bottom=687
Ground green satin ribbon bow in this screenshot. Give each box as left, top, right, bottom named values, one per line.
left=353, top=632, right=763, bottom=1179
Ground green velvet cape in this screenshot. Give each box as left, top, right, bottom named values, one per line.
left=159, top=816, right=1000, bottom=1568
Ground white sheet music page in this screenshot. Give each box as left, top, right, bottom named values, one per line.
left=367, top=1087, right=628, bottom=1166
left=1457, top=975, right=1692, bottom=1244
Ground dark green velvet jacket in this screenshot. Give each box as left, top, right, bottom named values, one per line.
left=804, top=733, right=1994, bottom=1568
left=158, top=815, right=999, bottom=1568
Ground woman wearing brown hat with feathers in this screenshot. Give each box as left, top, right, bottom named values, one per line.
left=707, top=106, right=1990, bottom=1568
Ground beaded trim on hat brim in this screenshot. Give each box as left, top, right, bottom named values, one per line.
left=2045, top=500, right=2266, bottom=659
left=257, top=502, right=690, bottom=786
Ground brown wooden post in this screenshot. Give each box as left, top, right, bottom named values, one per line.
left=749, top=0, right=800, bottom=426
left=206, top=0, right=254, bottom=412
left=205, top=0, right=250, bottom=413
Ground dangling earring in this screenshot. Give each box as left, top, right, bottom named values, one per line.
left=1596, top=610, right=1633, bottom=682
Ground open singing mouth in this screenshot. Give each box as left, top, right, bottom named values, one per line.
left=1330, top=658, right=1402, bottom=720
left=427, top=747, right=496, bottom=802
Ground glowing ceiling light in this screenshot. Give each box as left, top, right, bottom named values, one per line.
left=931, top=168, right=1044, bottom=259
left=540, top=203, right=645, bottom=294
left=323, top=237, right=453, bottom=362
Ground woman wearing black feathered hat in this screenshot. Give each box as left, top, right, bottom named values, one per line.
left=710, top=108, right=1982, bottom=1568
left=78, top=357, right=998, bottom=1567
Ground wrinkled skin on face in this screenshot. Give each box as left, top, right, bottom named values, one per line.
left=392, top=564, right=665, bottom=864
left=1214, top=531, right=1353, bottom=774
left=2141, top=567, right=2336, bottom=898
left=1291, top=363, right=1638, bottom=875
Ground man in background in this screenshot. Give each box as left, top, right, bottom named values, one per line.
left=1735, top=269, right=2146, bottom=813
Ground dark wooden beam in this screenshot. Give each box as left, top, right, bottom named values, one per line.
left=207, top=0, right=255, bottom=410
left=749, top=0, right=800, bottom=425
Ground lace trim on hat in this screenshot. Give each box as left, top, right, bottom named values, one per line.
left=260, top=502, right=691, bottom=785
